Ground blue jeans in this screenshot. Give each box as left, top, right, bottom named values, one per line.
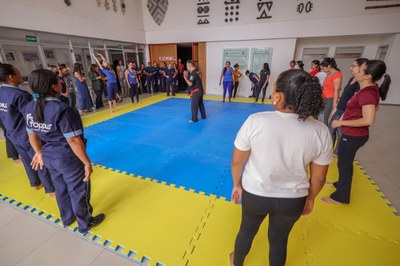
left=329, top=109, right=345, bottom=154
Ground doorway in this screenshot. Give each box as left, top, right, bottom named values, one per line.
left=177, top=44, right=192, bottom=91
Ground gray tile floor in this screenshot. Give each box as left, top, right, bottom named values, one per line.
left=0, top=104, right=399, bottom=265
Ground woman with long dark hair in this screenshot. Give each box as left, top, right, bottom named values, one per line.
left=26, top=69, right=105, bottom=233
left=319, top=57, right=343, bottom=126
left=255, top=62, right=271, bottom=103
left=309, top=60, right=320, bottom=77
left=329, top=58, right=368, bottom=155
left=92, top=54, right=119, bottom=113
left=0, top=64, right=54, bottom=194
left=230, top=70, right=332, bottom=266
left=323, top=59, right=391, bottom=204
left=88, top=64, right=104, bottom=109
left=219, top=61, right=235, bottom=102
left=73, top=63, right=93, bottom=114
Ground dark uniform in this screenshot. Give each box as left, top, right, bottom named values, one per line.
left=25, top=97, right=94, bottom=233
left=164, top=68, right=176, bottom=96
left=144, top=65, right=155, bottom=94
left=0, top=84, right=54, bottom=192
left=255, top=69, right=270, bottom=102
left=248, top=72, right=259, bottom=98
left=160, top=66, right=167, bottom=92
left=188, top=70, right=207, bottom=122
left=0, top=118, right=19, bottom=160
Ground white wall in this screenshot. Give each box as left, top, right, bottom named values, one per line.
left=0, top=0, right=146, bottom=43
left=383, top=34, right=400, bottom=105
left=206, top=39, right=297, bottom=97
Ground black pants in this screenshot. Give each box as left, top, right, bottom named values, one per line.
left=146, top=77, right=154, bottom=94
left=233, top=82, right=239, bottom=98
left=234, top=190, right=306, bottom=266
left=129, top=83, right=139, bottom=103
left=330, top=134, right=369, bottom=203
left=0, top=120, right=19, bottom=160
left=191, top=91, right=206, bottom=122
left=255, top=82, right=268, bottom=102
left=94, top=89, right=104, bottom=109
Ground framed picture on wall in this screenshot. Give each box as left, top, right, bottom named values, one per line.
left=75, top=54, right=82, bottom=62
left=5, top=51, right=16, bottom=62
left=44, top=50, right=55, bottom=59
left=22, top=52, right=38, bottom=62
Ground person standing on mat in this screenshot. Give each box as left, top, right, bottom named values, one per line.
left=184, top=60, right=206, bottom=123
left=232, top=63, right=242, bottom=98
left=322, top=60, right=391, bottom=205
left=230, top=70, right=332, bottom=266
left=329, top=58, right=368, bottom=155
left=220, top=61, right=235, bottom=102
left=0, top=63, right=55, bottom=194
left=255, top=63, right=271, bottom=103
left=92, top=53, right=118, bottom=113
left=125, top=61, right=140, bottom=104
left=26, top=69, right=105, bottom=233
left=163, top=63, right=177, bottom=96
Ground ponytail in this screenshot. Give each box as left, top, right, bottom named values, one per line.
left=28, top=69, right=59, bottom=123
left=379, top=74, right=391, bottom=101
left=34, top=97, right=45, bottom=123
left=276, top=70, right=324, bottom=121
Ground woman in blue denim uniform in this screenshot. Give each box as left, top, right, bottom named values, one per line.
left=26, top=69, right=105, bottom=233
left=219, top=61, right=235, bottom=102
left=0, top=63, right=54, bottom=194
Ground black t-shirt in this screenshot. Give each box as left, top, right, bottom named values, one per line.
left=249, top=73, right=259, bottom=85
left=337, top=77, right=360, bottom=111
left=188, top=69, right=203, bottom=91
left=259, top=69, right=270, bottom=84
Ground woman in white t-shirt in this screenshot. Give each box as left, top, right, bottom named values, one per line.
left=230, top=70, right=333, bottom=266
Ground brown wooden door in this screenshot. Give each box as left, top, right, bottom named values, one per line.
left=149, top=44, right=178, bottom=65
left=194, top=42, right=207, bottom=94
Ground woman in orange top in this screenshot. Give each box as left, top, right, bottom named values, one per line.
left=319, top=58, right=342, bottom=126
left=233, top=63, right=242, bottom=98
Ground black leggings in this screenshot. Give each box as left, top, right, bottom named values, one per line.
left=233, top=82, right=239, bottom=98
left=129, top=83, right=139, bottom=103
left=330, top=134, right=368, bottom=203
left=234, top=190, right=306, bottom=266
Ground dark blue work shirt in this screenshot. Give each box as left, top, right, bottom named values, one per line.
left=337, top=77, right=360, bottom=112
left=249, top=73, right=259, bottom=85
left=0, top=84, right=31, bottom=145
left=25, top=97, right=84, bottom=159
left=144, top=66, right=155, bottom=76
left=164, top=68, right=176, bottom=80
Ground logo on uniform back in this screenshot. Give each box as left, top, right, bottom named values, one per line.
left=0, top=102, right=7, bottom=112
left=26, top=113, right=52, bottom=132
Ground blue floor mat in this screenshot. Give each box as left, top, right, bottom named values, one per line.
left=86, top=98, right=274, bottom=198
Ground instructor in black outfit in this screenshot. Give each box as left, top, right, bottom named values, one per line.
left=184, top=60, right=206, bottom=123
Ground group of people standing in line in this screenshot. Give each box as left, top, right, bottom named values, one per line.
left=0, top=52, right=392, bottom=266
left=0, top=58, right=206, bottom=234
left=229, top=58, right=391, bottom=266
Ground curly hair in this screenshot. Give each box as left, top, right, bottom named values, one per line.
left=275, top=69, right=324, bottom=121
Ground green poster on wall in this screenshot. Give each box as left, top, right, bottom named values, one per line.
left=250, top=48, right=273, bottom=73
left=222, top=49, right=249, bottom=70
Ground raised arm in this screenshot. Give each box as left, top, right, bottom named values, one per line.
left=92, top=54, right=103, bottom=69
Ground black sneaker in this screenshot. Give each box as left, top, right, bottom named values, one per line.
left=79, top=213, right=105, bottom=233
